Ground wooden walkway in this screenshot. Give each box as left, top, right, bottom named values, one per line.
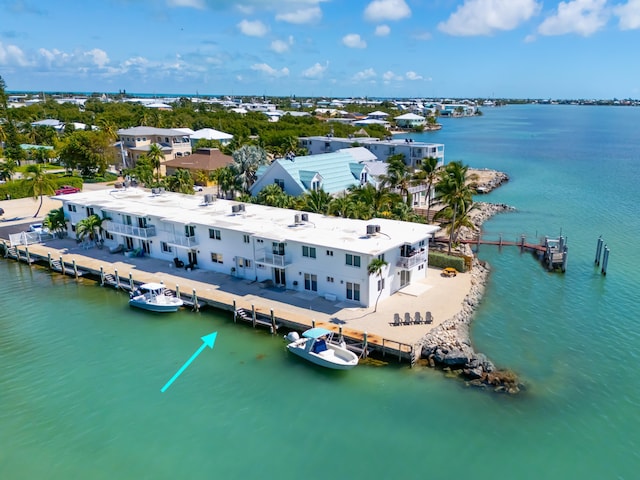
left=1, top=240, right=418, bottom=366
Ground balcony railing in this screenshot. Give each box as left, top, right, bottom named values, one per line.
left=255, top=251, right=290, bottom=267
left=396, top=250, right=427, bottom=269
left=104, top=221, right=156, bottom=239
left=168, top=235, right=199, bottom=249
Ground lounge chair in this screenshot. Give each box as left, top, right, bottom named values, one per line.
left=403, top=312, right=412, bottom=325
left=391, top=313, right=401, bottom=326
left=425, top=311, right=433, bottom=324
left=173, top=257, right=185, bottom=268
left=414, top=312, right=423, bottom=324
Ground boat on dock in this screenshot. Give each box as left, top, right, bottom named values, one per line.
left=285, top=327, right=359, bottom=370
left=129, top=283, right=184, bottom=312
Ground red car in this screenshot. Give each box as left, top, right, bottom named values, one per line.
left=55, top=185, right=81, bottom=195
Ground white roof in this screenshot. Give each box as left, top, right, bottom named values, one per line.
left=190, top=128, right=233, bottom=141
left=174, top=128, right=195, bottom=135
left=59, top=189, right=439, bottom=255
left=394, top=113, right=425, bottom=120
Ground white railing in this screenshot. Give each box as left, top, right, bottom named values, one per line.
left=396, top=250, right=427, bottom=269
left=255, top=251, right=289, bottom=267
left=169, top=235, right=199, bottom=248
left=104, top=221, right=156, bottom=239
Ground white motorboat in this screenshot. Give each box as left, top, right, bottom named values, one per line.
left=285, top=327, right=359, bottom=370
left=129, top=283, right=183, bottom=312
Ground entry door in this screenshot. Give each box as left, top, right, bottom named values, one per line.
left=400, top=270, right=411, bottom=287
left=141, top=240, right=150, bottom=255
left=274, top=268, right=286, bottom=286
left=188, top=250, right=198, bottom=265
left=125, top=236, right=134, bottom=249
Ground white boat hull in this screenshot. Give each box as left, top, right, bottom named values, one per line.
left=286, top=339, right=359, bottom=370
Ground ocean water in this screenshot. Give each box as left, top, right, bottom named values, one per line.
left=2, top=105, right=640, bottom=479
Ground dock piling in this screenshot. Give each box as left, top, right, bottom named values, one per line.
left=73, top=259, right=78, bottom=279
left=60, top=256, right=65, bottom=275
left=47, top=252, right=52, bottom=270
left=25, top=246, right=31, bottom=264
left=601, top=246, right=610, bottom=276
left=128, top=272, right=134, bottom=291
left=233, top=299, right=237, bottom=323
left=595, top=236, right=603, bottom=265
left=192, top=289, right=199, bottom=312
left=251, top=304, right=256, bottom=327
left=175, top=285, right=180, bottom=299
left=270, top=309, right=276, bottom=334
left=114, top=268, right=120, bottom=288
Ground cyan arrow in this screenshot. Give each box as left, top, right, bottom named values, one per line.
left=161, top=332, right=217, bottom=393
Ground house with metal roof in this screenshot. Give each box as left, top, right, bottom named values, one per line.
left=190, top=128, right=234, bottom=147
left=249, top=147, right=378, bottom=197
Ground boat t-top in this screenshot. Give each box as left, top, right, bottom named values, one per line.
left=129, top=283, right=183, bottom=312
left=285, top=327, right=359, bottom=370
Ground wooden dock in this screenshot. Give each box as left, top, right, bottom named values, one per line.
left=1, top=240, right=419, bottom=366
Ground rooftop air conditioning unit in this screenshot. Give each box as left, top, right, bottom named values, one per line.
left=151, top=188, right=159, bottom=194
left=366, top=224, right=377, bottom=236
left=294, top=214, right=301, bottom=224
left=301, top=213, right=309, bottom=222
left=231, top=205, right=240, bottom=214
left=375, top=225, right=381, bottom=233
left=238, top=204, right=245, bottom=212
left=203, top=194, right=214, bottom=204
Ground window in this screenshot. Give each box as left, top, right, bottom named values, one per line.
left=242, top=259, right=252, bottom=268
left=326, top=250, right=333, bottom=256
left=327, top=276, right=334, bottom=283
left=272, top=242, right=285, bottom=255
left=311, top=180, right=321, bottom=191
left=185, top=225, right=195, bottom=237
left=377, top=278, right=385, bottom=291
left=86, top=207, right=94, bottom=216
left=304, top=274, right=318, bottom=292
left=346, top=254, right=361, bottom=268
left=105, top=232, right=114, bottom=240
left=67, top=204, right=76, bottom=212
left=346, top=282, right=360, bottom=301
left=211, top=253, right=223, bottom=264
left=377, top=253, right=385, bottom=262
left=274, top=179, right=285, bottom=189
left=161, top=242, right=172, bottom=253
left=302, top=246, right=316, bottom=258
left=243, top=234, right=250, bottom=244
left=209, top=228, right=221, bottom=240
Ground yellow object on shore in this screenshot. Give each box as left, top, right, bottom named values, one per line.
left=442, top=267, right=458, bottom=277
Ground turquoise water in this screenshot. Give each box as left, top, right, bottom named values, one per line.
left=2, top=105, right=640, bottom=479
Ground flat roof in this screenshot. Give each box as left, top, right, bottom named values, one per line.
left=57, top=189, right=439, bottom=255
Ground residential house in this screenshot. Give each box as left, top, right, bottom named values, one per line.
left=164, top=148, right=234, bottom=182
left=394, top=113, right=426, bottom=128
left=249, top=147, right=378, bottom=197
left=117, top=126, right=192, bottom=173
left=190, top=128, right=234, bottom=147
left=55, top=189, right=439, bottom=308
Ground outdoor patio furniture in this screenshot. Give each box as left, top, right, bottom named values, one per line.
left=414, top=312, right=423, bottom=324
left=425, top=311, right=433, bottom=324
left=403, top=312, right=412, bottom=325
left=391, top=313, right=401, bottom=326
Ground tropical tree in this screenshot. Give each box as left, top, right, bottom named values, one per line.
left=231, top=145, right=269, bottom=193
left=302, top=188, right=332, bottom=214
left=76, top=214, right=107, bottom=243
left=367, top=258, right=388, bottom=313
left=434, top=161, right=477, bottom=255
left=147, top=143, right=165, bottom=184
left=210, top=166, right=239, bottom=199
left=125, top=155, right=154, bottom=186
left=328, top=194, right=355, bottom=218
left=255, top=183, right=291, bottom=207
left=412, top=156, right=440, bottom=220
left=23, top=164, right=56, bottom=217
left=167, top=168, right=194, bottom=194
left=43, top=207, right=67, bottom=238
left=0, top=159, right=17, bottom=181
left=347, top=183, right=397, bottom=218
left=58, top=130, right=112, bottom=177
left=380, top=154, right=412, bottom=206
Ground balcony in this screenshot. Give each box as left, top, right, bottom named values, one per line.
left=103, top=221, right=156, bottom=239
left=396, top=250, right=427, bottom=269
left=168, top=235, right=199, bottom=249
left=255, top=251, right=291, bottom=267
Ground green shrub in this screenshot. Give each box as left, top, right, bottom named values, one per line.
left=428, top=251, right=466, bottom=272
left=0, top=176, right=84, bottom=200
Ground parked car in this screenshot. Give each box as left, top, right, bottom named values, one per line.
left=29, top=223, right=45, bottom=234
left=193, top=185, right=203, bottom=192
left=55, top=185, right=81, bottom=195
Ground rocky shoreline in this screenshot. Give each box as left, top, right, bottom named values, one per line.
left=419, top=173, right=523, bottom=394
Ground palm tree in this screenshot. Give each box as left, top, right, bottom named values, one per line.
left=328, top=194, right=355, bottom=218
left=348, top=184, right=397, bottom=218
left=210, top=166, right=239, bottom=199
left=412, top=156, right=440, bottom=220
left=0, top=159, right=17, bottom=182
left=167, top=168, right=194, bottom=194
left=23, top=164, right=56, bottom=217
left=147, top=143, right=165, bottom=184
left=43, top=207, right=67, bottom=238
left=367, top=258, right=388, bottom=312
left=76, top=214, right=106, bottom=243
left=256, top=183, right=289, bottom=207
left=302, top=189, right=332, bottom=214
left=434, top=161, right=476, bottom=255
left=231, top=145, right=268, bottom=193
left=380, top=155, right=413, bottom=206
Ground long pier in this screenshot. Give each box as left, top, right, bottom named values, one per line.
left=1, top=240, right=418, bottom=366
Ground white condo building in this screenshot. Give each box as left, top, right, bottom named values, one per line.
left=56, top=189, right=440, bottom=308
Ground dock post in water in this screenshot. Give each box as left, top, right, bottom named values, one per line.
left=270, top=309, right=276, bottom=334
left=233, top=299, right=237, bottom=323
left=73, top=259, right=78, bottom=279
left=47, top=252, right=52, bottom=270
left=114, top=269, right=120, bottom=288
left=601, top=246, right=610, bottom=276
left=363, top=332, right=368, bottom=358
left=520, top=235, right=526, bottom=252
left=100, top=266, right=105, bottom=286
left=595, top=236, right=603, bottom=265
left=128, top=272, right=134, bottom=291
left=60, top=256, right=66, bottom=275
left=25, top=246, right=30, bottom=264
left=192, top=289, right=199, bottom=312
left=175, top=285, right=180, bottom=300
left=251, top=304, right=256, bottom=327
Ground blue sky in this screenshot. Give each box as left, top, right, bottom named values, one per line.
left=1, top=0, right=639, bottom=99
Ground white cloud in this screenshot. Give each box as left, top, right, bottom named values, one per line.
left=538, top=0, right=608, bottom=36
left=85, top=48, right=109, bottom=68
left=364, top=0, right=411, bottom=22
left=342, top=33, right=367, bottom=48
left=375, top=24, right=391, bottom=36
left=271, top=36, right=294, bottom=53
left=615, top=0, right=640, bottom=30
left=251, top=63, right=289, bottom=77
left=353, top=68, right=377, bottom=81
left=405, top=71, right=423, bottom=81
left=302, top=61, right=328, bottom=79
left=438, top=0, right=541, bottom=36
left=0, top=42, right=30, bottom=66
left=237, top=19, right=269, bottom=37
left=382, top=70, right=402, bottom=83
left=166, top=0, right=205, bottom=9
left=276, top=6, right=322, bottom=23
